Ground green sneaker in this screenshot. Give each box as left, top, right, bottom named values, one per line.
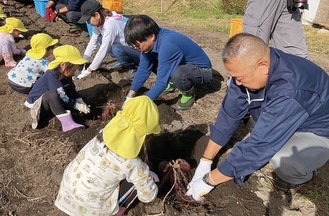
left=176, top=95, right=195, bottom=110
left=162, top=82, right=178, bottom=94
left=175, top=87, right=195, bottom=110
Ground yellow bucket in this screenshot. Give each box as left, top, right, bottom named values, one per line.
left=229, top=18, right=243, bottom=38
left=102, top=0, right=123, bottom=13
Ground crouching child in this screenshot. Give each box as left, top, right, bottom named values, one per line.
left=25, top=45, right=90, bottom=132
left=55, top=96, right=160, bottom=215
left=7, top=33, right=58, bottom=94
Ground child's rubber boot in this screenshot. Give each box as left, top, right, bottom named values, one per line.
left=45, top=7, right=51, bottom=21
left=175, top=87, right=195, bottom=110
left=162, top=82, right=178, bottom=94
left=56, top=110, right=84, bottom=132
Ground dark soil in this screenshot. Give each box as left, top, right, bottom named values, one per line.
left=1, top=1, right=329, bottom=216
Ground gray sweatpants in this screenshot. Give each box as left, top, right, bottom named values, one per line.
left=270, top=132, right=329, bottom=184
left=243, top=0, right=308, bottom=58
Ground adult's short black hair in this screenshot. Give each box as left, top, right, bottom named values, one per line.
left=124, top=15, right=160, bottom=47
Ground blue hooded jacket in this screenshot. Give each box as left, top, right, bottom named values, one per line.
left=211, top=48, right=329, bottom=185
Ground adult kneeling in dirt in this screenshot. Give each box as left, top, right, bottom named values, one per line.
left=124, top=15, right=213, bottom=110
left=55, top=96, right=160, bottom=215
left=25, top=45, right=90, bottom=132
left=45, top=0, right=86, bottom=34
left=186, top=33, right=329, bottom=201
left=76, top=0, right=140, bottom=80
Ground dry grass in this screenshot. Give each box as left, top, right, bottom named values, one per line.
left=124, top=0, right=329, bottom=60
left=304, top=25, right=329, bottom=55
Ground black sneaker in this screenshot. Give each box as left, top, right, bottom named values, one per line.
left=162, top=82, right=178, bottom=94
left=274, top=170, right=317, bottom=193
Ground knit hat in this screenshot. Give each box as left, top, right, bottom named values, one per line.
left=103, top=96, right=161, bottom=159
left=26, top=33, right=58, bottom=60
left=0, top=17, right=28, bottom=33
left=78, top=0, right=102, bottom=24
left=47, top=45, right=87, bottom=69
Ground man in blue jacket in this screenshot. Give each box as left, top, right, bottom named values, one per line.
left=123, top=15, right=212, bottom=110
left=186, top=33, right=329, bottom=201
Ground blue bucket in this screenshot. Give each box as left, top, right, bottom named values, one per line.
left=86, top=22, right=94, bottom=37
left=34, top=0, right=48, bottom=17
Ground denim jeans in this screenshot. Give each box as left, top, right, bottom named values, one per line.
left=110, top=44, right=140, bottom=69
left=170, top=64, right=212, bottom=91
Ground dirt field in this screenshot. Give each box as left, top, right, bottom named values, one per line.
left=1, top=1, right=329, bottom=216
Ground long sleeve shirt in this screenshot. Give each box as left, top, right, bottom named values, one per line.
left=130, top=28, right=211, bottom=100
left=0, top=32, right=23, bottom=61
left=55, top=134, right=158, bottom=215
left=211, top=48, right=329, bottom=185
left=83, top=15, right=126, bottom=71
left=27, top=69, right=80, bottom=108
left=7, top=56, right=49, bottom=87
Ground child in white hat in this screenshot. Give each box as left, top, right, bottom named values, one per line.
left=55, top=96, right=160, bottom=215
left=7, top=33, right=58, bottom=94
left=0, top=17, right=28, bottom=68
left=25, top=45, right=90, bottom=132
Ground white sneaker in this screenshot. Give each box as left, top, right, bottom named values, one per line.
left=124, top=69, right=137, bottom=80
left=24, top=101, right=33, bottom=108
left=106, top=61, right=122, bottom=70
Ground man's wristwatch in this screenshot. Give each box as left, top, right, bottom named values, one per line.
left=202, top=173, right=215, bottom=186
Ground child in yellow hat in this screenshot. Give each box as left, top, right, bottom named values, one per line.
left=7, top=33, right=58, bottom=94
left=0, top=17, right=28, bottom=68
left=25, top=45, right=90, bottom=132
left=55, top=96, right=160, bottom=215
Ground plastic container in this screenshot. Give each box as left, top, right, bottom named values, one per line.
left=33, top=0, right=48, bottom=17
left=86, top=22, right=94, bottom=37
left=229, top=18, right=243, bottom=38
left=102, top=0, right=123, bottom=13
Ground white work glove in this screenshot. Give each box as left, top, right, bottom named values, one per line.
left=187, top=158, right=212, bottom=189
left=121, top=95, right=134, bottom=109
left=20, top=48, right=27, bottom=55
left=149, top=171, right=160, bottom=183
left=186, top=176, right=214, bottom=201
left=76, top=66, right=92, bottom=79
left=76, top=98, right=87, bottom=106
left=75, top=102, right=90, bottom=114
